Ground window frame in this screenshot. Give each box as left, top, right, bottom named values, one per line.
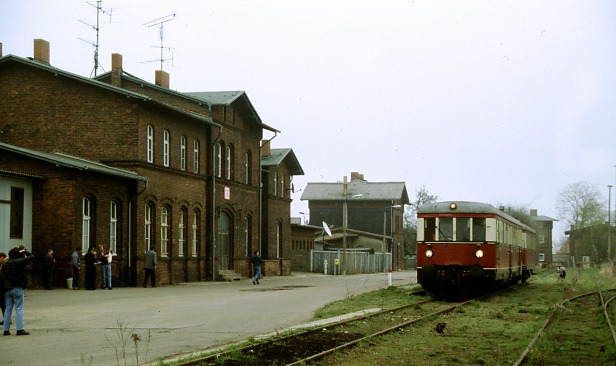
left=180, top=135, right=186, bottom=171
left=147, top=125, right=154, bottom=163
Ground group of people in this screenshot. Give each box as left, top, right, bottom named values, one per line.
left=71, top=245, right=114, bottom=290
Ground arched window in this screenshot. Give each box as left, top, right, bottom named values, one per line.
left=215, top=142, right=223, bottom=178
left=193, top=140, right=200, bottom=173
left=163, top=130, right=170, bottom=167
left=161, top=206, right=170, bottom=257
left=110, top=201, right=119, bottom=253
left=147, top=125, right=154, bottom=163
left=145, top=203, right=154, bottom=252
left=180, top=135, right=186, bottom=171
left=82, top=197, right=92, bottom=252
left=226, top=144, right=234, bottom=180
left=178, top=208, right=187, bottom=257
left=192, top=209, right=200, bottom=257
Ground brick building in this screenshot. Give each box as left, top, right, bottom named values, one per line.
left=300, top=172, right=409, bottom=270
left=529, top=209, right=557, bottom=267
left=0, top=39, right=302, bottom=286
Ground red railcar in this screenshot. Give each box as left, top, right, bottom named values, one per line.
left=417, top=201, right=537, bottom=296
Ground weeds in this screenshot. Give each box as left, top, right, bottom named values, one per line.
left=105, top=319, right=152, bottom=366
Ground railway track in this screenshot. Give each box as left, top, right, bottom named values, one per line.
left=513, top=288, right=616, bottom=366
left=171, top=292, right=474, bottom=365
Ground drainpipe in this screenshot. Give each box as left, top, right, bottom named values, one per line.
left=211, top=124, right=222, bottom=281
left=259, top=132, right=277, bottom=257
left=128, top=179, right=149, bottom=286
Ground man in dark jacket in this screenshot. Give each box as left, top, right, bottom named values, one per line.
left=251, top=250, right=262, bottom=285
left=43, top=248, right=55, bottom=290
left=2, top=247, right=35, bottom=336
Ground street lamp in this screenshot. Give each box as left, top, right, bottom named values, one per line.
left=609, top=185, right=613, bottom=262
left=342, top=193, right=363, bottom=275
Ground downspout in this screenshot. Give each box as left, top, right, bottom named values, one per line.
left=259, top=131, right=277, bottom=256
left=211, top=123, right=222, bottom=281
left=128, top=179, right=149, bottom=286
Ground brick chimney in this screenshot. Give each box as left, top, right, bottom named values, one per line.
left=111, top=53, right=122, bottom=87
left=261, top=139, right=271, bottom=156
left=155, top=70, right=169, bottom=88
left=530, top=209, right=538, bottom=216
left=0, top=42, right=3, bottom=57
left=33, top=39, right=50, bottom=64
left=350, top=172, right=364, bottom=181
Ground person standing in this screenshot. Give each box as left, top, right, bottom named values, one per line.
left=84, top=247, right=97, bottom=290
left=71, top=247, right=81, bottom=290
left=143, top=246, right=157, bottom=288
left=43, top=249, right=55, bottom=290
left=97, top=245, right=111, bottom=290
left=2, top=246, right=35, bottom=336
left=0, top=252, right=7, bottom=325
left=251, top=250, right=262, bottom=285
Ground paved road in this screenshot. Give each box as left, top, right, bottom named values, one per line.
left=2, top=271, right=417, bottom=365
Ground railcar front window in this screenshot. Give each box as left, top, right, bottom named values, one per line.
left=473, top=218, right=486, bottom=241
left=424, top=218, right=436, bottom=241
left=456, top=218, right=471, bottom=241
left=439, top=218, right=453, bottom=241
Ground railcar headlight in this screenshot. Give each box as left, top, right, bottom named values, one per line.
left=425, top=249, right=434, bottom=258
left=475, top=250, right=484, bottom=258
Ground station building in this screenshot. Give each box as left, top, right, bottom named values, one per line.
left=0, top=39, right=303, bottom=286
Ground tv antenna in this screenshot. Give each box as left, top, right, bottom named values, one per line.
left=143, top=13, right=176, bottom=70
left=78, top=0, right=113, bottom=77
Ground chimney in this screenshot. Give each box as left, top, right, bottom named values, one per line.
left=33, top=39, right=50, bottom=64
left=261, top=139, right=271, bottom=157
left=155, top=70, right=170, bottom=88
left=111, top=53, right=123, bottom=86
left=350, top=172, right=365, bottom=181
left=0, top=42, right=3, bottom=57
left=530, top=209, right=537, bottom=216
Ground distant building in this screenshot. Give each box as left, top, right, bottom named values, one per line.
left=530, top=209, right=557, bottom=267
left=300, top=172, right=409, bottom=270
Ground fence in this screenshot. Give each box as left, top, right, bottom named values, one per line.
left=309, top=250, right=392, bottom=275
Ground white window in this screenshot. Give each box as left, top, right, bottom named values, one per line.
left=110, top=201, right=117, bottom=252
left=145, top=204, right=152, bottom=253
left=163, top=130, right=170, bottom=167
left=82, top=197, right=91, bottom=252
left=161, top=207, right=169, bottom=257
left=178, top=209, right=185, bottom=257
left=193, top=140, right=200, bottom=173
left=226, top=145, right=231, bottom=179
left=147, top=125, right=154, bottom=163
left=539, top=252, right=545, bottom=262
left=273, top=172, right=278, bottom=196
left=245, top=152, right=250, bottom=185
left=191, top=210, right=199, bottom=257
left=281, top=174, right=285, bottom=197
left=216, top=143, right=222, bottom=177
left=180, top=136, right=186, bottom=171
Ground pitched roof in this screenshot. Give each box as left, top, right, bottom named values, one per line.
left=532, top=215, right=558, bottom=222
left=0, top=55, right=219, bottom=128
left=184, top=91, right=279, bottom=133
left=0, top=142, right=147, bottom=182
left=301, top=179, right=409, bottom=203
left=261, top=148, right=304, bottom=175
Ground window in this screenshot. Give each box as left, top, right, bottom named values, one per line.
left=215, top=142, right=222, bottom=177
left=424, top=218, right=436, bottom=241
left=180, top=136, right=186, bottom=171
left=145, top=204, right=153, bottom=253
left=281, top=174, right=285, bottom=197
left=226, top=145, right=231, bottom=179
left=192, top=210, right=200, bottom=257
left=193, top=140, right=200, bottom=173
left=438, top=218, right=453, bottom=241
left=539, top=253, right=545, bottom=262
left=273, top=172, right=278, bottom=196
left=110, top=201, right=118, bottom=252
left=178, top=208, right=186, bottom=257
left=245, top=152, right=251, bottom=185
left=82, top=197, right=92, bottom=252
left=163, top=130, right=170, bottom=167
left=10, top=187, right=24, bottom=239
left=472, top=218, right=486, bottom=241
left=456, top=217, right=471, bottom=241
left=539, top=234, right=545, bottom=244
left=161, top=206, right=169, bottom=257
left=147, top=125, right=154, bottom=163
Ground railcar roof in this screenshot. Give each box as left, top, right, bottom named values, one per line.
left=418, top=201, right=535, bottom=233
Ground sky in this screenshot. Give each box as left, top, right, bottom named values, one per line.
left=2, top=0, right=615, bottom=240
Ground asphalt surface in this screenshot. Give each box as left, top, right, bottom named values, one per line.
left=2, top=271, right=417, bottom=365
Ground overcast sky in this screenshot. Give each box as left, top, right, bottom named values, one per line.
left=2, top=1, right=615, bottom=238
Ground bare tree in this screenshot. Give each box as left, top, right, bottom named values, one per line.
left=556, top=181, right=606, bottom=229
left=404, top=185, right=438, bottom=256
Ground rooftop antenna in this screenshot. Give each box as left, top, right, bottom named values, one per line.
left=78, top=0, right=113, bottom=77
left=142, top=13, right=176, bottom=70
